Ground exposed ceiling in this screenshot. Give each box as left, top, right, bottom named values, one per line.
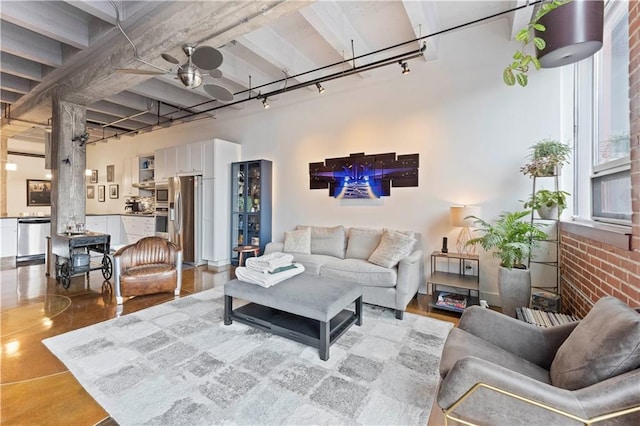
left=0, top=1, right=531, bottom=147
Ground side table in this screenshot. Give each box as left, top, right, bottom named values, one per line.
left=233, top=245, right=260, bottom=266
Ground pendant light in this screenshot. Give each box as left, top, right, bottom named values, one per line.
left=536, top=0, right=604, bottom=68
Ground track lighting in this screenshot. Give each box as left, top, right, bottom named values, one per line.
left=400, top=61, right=410, bottom=75
left=262, top=97, right=269, bottom=109
left=316, top=83, right=325, bottom=94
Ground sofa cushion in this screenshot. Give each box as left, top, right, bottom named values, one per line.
left=440, top=328, right=551, bottom=384
left=368, top=229, right=417, bottom=268
left=346, top=228, right=382, bottom=260
left=550, top=296, right=640, bottom=390
left=320, top=259, right=397, bottom=287
left=287, top=253, right=339, bottom=274
left=297, top=225, right=346, bottom=258
left=283, top=227, right=311, bottom=254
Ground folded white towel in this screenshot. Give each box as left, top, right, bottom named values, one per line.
left=235, top=263, right=305, bottom=288
left=245, top=252, right=295, bottom=274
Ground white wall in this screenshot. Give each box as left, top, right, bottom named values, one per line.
left=5, top=153, right=51, bottom=217
left=86, top=18, right=572, bottom=303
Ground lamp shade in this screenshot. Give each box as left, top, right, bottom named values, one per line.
left=536, top=0, right=604, bottom=69
left=450, top=206, right=481, bottom=228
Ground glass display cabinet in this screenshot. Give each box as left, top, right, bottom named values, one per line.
left=230, top=159, right=272, bottom=265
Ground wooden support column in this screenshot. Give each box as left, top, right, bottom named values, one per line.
left=50, top=96, right=86, bottom=235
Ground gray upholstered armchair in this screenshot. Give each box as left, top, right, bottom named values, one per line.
left=436, top=297, right=640, bottom=425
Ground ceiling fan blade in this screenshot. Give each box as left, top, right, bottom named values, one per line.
left=203, top=84, right=234, bottom=102
left=208, top=69, right=223, bottom=79
left=115, top=68, right=165, bottom=75
left=191, top=46, right=223, bottom=71
left=161, top=53, right=180, bottom=64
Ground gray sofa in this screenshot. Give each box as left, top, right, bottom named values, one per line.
left=436, top=297, right=640, bottom=425
left=264, top=225, right=424, bottom=319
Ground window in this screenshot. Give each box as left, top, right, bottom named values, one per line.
left=575, top=0, right=630, bottom=225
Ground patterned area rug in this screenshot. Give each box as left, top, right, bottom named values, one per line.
left=43, top=287, right=452, bottom=425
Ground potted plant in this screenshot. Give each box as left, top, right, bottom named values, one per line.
left=523, top=189, right=571, bottom=219
left=520, top=139, right=571, bottom=177
left=466, top=210, right=548, bottom=317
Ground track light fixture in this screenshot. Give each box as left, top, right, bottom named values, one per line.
left=400, top=61, right=410, bottom=75
left=262, top=97, right=270, bottom=109
left=316, top=83, right=325, bottom=94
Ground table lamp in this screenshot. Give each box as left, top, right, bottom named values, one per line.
left=450, top=205, right=481, bottom=255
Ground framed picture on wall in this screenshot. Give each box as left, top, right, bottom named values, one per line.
left=98, top=185, right=105, bottom=202
left=90, top=170, right=98, bottom=183
left=87, top=186, right=95, bottom=199
left=109, top=184, right=119, bottom=199
left=107, top=165, right=115, bottom=182
left=26, top=179, right=51, bottom=206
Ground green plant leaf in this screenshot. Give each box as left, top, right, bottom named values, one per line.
left=533, top=23, right=546, bottom=32
left=513, top=50, right=523, bottom=60
left=503, top=68, right=516, bottom=86
left=516, top=73, right=528, bottom=87
left=532, top=57, right=541, bottom=70
left=534, top=37, right=546, bottom=51
left=515, top=28, right=529, bottom=42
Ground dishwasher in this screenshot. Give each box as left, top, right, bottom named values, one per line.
left=17, top=217, right=50, bottom=263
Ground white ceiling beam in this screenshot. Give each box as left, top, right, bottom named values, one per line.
left=105, top=91, right=179, bottom=117
left=401, top=0, right=439, bottom=61
left=238, top=27, right=318, bottom=91
left=0, top=1, right=89, bottom=49
left=0, top=91, right=21, bottom=104
left=0, top=21, right=62, bottom=67
left=0, top=73, right=35, bottom=94
left=128, top=79, right=215, bottom=117
left=87, top=100, right=159, bottom=125
left=218, top=48, right=274, bottom=98
left=63, top=0, right=117, bottom=25
left=86, top=110, right=148, bottom=131
left=510, top=0, right=534, bottom=40
left=0, top=52, right=44, bottom=81
left=298, top=2, right=371, bottom=77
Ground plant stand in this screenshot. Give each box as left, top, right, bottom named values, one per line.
left=528, top=175, right=561, bottom=299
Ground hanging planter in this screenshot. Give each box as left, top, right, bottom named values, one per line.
left=504, top=0, right=604, bottom=87
left=536, top=0, right=604, bottom=68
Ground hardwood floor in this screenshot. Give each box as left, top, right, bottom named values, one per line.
left=0, top=259, right=459, bottom=425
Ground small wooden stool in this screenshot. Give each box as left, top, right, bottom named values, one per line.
left=233, top=245, right=260, bottom=266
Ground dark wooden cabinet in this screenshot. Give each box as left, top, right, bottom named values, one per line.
left=230, top=160, right=272, bottom=265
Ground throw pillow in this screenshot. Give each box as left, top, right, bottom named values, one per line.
left=283, top=228, right=311, bottom=254
left=368, top=228, right=416, bottom=268
left=550, top=296, right=640, bottom=390
left=346, top=228, right=383, bottom=260
left=297, top=225, right=346, bottom=258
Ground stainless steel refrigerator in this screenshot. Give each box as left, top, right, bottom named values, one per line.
left=169, top=175, right=202, bottom=264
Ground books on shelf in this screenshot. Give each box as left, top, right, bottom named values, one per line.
left=516, top=307, right=580, bottom=327
left=436, top=292, right=467, bottom=310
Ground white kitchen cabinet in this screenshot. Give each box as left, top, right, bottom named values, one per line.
left=107, top=216, right=122, bottom=246
left=0, top=218, right=18, bottom=257
left=85, top=215, right=122, bottom=247
left=201, top=139, right=240, bottom=266
left=154, top=148, right=167, bottom=184
left=122, top=157, right=139, bottom=196
left=120, top=215, right=154, bottom=244
left=85, top=216, right=107, bottom=234
left=154, top=147, right=176, bottom=184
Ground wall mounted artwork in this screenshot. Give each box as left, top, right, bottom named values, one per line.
left=309, top=152, right=419, bottom=199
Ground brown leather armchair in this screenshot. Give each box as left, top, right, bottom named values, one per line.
left=113, top=236, right=183, bottom=304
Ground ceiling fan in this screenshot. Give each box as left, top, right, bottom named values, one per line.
left=117, top=44, right=234, bottom=102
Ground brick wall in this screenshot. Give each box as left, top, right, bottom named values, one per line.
left=559, top=1, right=640, bottom=317
left=560, top=231, right=640, bottom=318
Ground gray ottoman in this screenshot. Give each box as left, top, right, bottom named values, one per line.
left=224, top=274, right=362, bottom=360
